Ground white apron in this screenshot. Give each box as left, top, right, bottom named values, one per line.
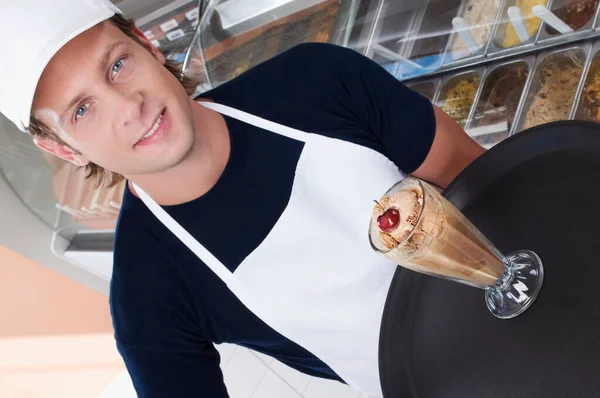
left=134, top=102, right=405, bottom=397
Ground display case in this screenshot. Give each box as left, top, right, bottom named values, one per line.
left=435, top=67, right=485, bottom=128
left=469, top=56, right=533, bottom=147
left=516, top=44, right=589, bottom=130
left=180, top=0, right=600, bottom=88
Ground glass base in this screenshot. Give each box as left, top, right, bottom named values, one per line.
left=485, top=250, right=544, bottom=319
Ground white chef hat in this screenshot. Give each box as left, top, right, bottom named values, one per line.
left=0, top=0, right=122, bottom=132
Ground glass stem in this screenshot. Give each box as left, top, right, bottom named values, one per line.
left=484, top=250, right=544, bottom=319
left=489, top=258, right=516, bottom=293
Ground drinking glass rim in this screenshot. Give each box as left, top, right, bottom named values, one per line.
left=369, top=177, right=427, bottom=255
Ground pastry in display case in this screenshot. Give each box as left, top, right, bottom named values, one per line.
left=469, top=60, right=530, bottom=148
left=544, top=0, right=599, bottom=35
left=448, top=0, right=502, bottom=60
left=519, top=47, right=587, bottom=130
left=501, top=0, right=548, bottom=48
left=436, top=71, right=482, bottom=128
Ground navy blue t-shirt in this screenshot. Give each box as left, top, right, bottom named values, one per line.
left=110, top=43, right=435, bottom=397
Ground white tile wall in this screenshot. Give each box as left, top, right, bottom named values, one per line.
left=252, top=351, right=275, bottom=367
left=97, top=346, right=366, bottom=398
left=247, top=348, right=364, bottom=398
left=223, top=348, right=269, bottom=398
left=270, top=359, right=313, bottom=394
left=252, top=370, right=301, bottom=398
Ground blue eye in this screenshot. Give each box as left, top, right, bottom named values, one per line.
left=111, top=59, right=123, bottom=78
left=75, top=104, right=89, bottom=120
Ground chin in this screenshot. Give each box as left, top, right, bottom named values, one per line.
left=158, top=135, right=195, bottom=171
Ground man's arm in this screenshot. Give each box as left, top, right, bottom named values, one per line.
left=412, top=106, right=485, bottom=188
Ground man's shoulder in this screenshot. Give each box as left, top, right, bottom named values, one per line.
left=197, top=43, right=373, bottom=142
left=110, top=207, right=188, bottom=337
left=112, top=204, right=151, bottom=265
left=113, top=188, right=170, bottom=258
left=111, top=205, right=174, bottom=296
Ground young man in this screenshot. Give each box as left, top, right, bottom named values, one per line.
left=1, top=1, right=484, bottom=397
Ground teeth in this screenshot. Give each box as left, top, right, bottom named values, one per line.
left=142, top=113, right=163, bottom=140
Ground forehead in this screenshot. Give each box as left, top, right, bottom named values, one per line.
left=31, top=21, right=127, bottom=111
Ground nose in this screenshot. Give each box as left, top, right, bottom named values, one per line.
left=110, top=87, right=143, bottom=127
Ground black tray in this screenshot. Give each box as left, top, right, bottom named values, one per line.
left=379, top=121, right=600, bottom=398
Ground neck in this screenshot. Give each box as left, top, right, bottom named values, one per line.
left=127, top=99, right=230, bottom=206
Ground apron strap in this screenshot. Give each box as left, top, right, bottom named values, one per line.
left=199, top=101, right=308, bottom=142
left=132, top=183, right=233, bottom=283
left=132, top=102, right=308, bottom=283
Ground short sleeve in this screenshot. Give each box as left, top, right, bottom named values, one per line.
left=292, top=43, right=437, bottom=173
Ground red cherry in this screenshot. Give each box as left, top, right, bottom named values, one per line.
left=377, top=208, right=400, bottom=232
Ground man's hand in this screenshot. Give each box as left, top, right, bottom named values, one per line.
left=412, top=105, right=485, bottom=189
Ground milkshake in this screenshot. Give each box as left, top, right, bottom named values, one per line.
left=370, top=177, right=545, bottom=319
left=370, top=178, right=505, bottom=288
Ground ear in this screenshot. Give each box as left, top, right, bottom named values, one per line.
left=132, top=25, right=166, bottom=65
left=33, top=137, right=90, bottom=167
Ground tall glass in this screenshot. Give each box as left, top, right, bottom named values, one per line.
left=369, top=177, right=544, bottom=319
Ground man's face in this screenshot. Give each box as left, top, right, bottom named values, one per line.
left=31, top=21, right=196, bottom=177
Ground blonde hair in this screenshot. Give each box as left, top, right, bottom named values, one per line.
left=28, top=14, right=200, bottom=187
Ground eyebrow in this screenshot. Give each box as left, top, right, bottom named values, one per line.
left=98, top=40, right=128, bottom=74
left=60, top=40, right=129, bottom=122
left=60, top=93, right=85, bottom=124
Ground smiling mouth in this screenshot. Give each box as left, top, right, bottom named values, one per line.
left=135, top=109, right=165, bottom=145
